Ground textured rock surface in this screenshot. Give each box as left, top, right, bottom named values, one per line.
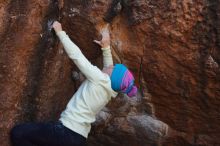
left=0, top=0, right=220, bottom=146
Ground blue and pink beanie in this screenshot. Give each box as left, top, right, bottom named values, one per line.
left=110, top=64, right=137, bottom=97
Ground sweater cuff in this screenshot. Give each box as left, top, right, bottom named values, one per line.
left=56, top=31, right=67, bottom=39
left=101, top=46, right=110, bottom=51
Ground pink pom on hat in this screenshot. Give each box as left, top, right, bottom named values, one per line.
left=127, top=86, right=138, bottom=97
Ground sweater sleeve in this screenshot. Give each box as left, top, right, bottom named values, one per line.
left=57, top=31, right=104, bottom=82
left=101, top=46, right=114, bottom=68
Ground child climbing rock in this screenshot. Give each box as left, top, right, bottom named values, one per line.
left=10, top=21, right=137, bottom=146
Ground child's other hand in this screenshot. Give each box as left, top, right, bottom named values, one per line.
left=52, top=21, right=62, bottom=33
left=94, top=24, right=110, bottom=48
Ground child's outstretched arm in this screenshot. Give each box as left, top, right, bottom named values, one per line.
left=94, top=25, right=113, bottom=68
left=53, top=21, right=104, bottom=83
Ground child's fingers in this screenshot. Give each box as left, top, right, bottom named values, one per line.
left=53, top=21, right=61, bottom=27
left=93, top=40, right=101, bottom=45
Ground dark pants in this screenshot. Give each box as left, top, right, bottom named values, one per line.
left=10, top=121, right=86, bottom=146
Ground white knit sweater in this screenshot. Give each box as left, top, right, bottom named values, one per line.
left=57, top=31, right=117, bottom=138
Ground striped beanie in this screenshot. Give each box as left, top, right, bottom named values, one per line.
left=110, top=64, right=137, bottom=97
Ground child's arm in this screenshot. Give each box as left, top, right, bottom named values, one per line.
left=94, top=25, right=113, bottom=68
left=53, top=21, right=104, bottom=82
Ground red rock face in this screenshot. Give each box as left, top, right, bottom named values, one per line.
left=0, top=0, right=220, bottom=146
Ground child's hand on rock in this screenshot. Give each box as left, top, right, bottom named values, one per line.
left=52, top=21, right=62, bottom=33
left=94, top=24, right=110, bottom=48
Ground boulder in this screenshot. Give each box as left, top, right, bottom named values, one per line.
left=0, top=0, right=220, bottom=146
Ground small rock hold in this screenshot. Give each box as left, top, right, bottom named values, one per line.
left=70, top=8, right=80, bottom=14
left=59, top=49, right=64, bottom=54
left=114, top=2, right=122, bottom=14
left=72, top=71, right=80, bottom=81
left=206, top=55, right=219, bottom=69
left=58, top=0, right=64, bottom=10
left=96, top=111, right=111, bottom=124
